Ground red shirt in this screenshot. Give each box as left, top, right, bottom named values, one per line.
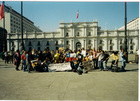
left=21, top=54, right=26, bottom=60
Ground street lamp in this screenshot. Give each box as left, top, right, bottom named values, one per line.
left=21, top=1, right=24, bottom=50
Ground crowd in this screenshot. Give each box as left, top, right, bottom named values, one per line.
left=2, top=47, right=127, bottom=73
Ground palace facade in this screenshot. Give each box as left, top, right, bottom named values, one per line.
left=7, top=19, right=139, bottom=53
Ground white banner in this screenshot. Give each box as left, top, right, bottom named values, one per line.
left=48, top=62, right=71, bottom=72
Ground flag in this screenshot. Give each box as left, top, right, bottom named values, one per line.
left=0, top=1, right=4, bottom=20
left=76, top=10, right=79, bottom=19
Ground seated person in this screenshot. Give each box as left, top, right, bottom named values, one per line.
left=54, top=50, right=60, bottom=63
left=85, top=55, right=90, bottom=61
left=42, top=57, right=50, bottom=72
left=106, top=51, right=119, bottom=68
left=33, top=57, right=44, bottom=72
left=72, top=57, right=80, bottom=72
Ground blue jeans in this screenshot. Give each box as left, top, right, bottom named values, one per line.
left=23, top=60, right=26, bottom=71
left=103, top=61, right=108, bottom=70
left=121, top=59, right=126, bottom=69
left=98, top=61, right=103, bottom=70
left=27, top=64, right=31, bottom=73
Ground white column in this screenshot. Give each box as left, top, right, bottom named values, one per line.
left=85, top=39, right=86, bottom=49
left=84, top=28, right=87, bottom=37
left=15, top=40, right=19, bottom=50
left=82, top=40, right=85, bottom=48
left=135, top=37, right=138, bottom=52
left=104, top=38, right=108, bottom=51
left=114, top=38, right=118, bottom=51
left=73, top=28, right=75, bottom=37
left=7, top=40, right=10, bottom=51
left=92, top=39, right=95, bottom=49
left=95, top=39, right=97, bottom=50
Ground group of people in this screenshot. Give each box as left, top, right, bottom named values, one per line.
left=2, top=47, right=127, bottom=73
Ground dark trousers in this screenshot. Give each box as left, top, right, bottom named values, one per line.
left=111, top=60, right=118, bottom=68
left=10, top=56, right=13, bottom=63
left=93, top=59, right=98, bottom=69
left=5, top=56, right=8, bottom=64
left=16, top=61, right=20, bottom=70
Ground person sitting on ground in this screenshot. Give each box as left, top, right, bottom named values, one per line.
left=54, top=50, right=60, bottom=63
left=72, top=57, right=80, bottom=72
left=85, top=53, right=90, bottom=61
left=106, top=51, right=119, bottom=69
left=42, top=57, right=50, bottom=72
left=33, top=57, right=44, bottom=72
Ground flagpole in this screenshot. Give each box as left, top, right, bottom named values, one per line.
left=3, top=1, right=5, bottom=28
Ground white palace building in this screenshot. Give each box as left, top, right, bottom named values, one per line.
left=7, top=18, right=139, bottom=53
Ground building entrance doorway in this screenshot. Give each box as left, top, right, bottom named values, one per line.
left=76, top=42, right=81, bottom=51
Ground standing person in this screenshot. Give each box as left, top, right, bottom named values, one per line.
left=2, top=51, right=4, bottom=60
left=26, top=51, right=32, bottom=73
left=21, top=51, right=26, bottom=71
left=9, top=50, right=14, bottom=63
left=92, top=48, right=97, bottom=69
left=102, top=51, right=109, bottom=71
left=120, top=49, right=127, bottom=71
left=15, top=50, right=21, bottom=71
left=4, top=51, right=8, bottom=64
left=93, top=50, right=104, bottom=71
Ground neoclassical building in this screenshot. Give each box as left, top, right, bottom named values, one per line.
left=7, top=20, right=139, bottom=53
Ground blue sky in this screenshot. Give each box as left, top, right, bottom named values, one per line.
left=2, top=1, right=139, bottom=32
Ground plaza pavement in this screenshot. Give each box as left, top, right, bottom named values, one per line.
left=0, top=54, right=138, bottom=100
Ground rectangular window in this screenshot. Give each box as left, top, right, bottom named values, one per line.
left=130, top=46, right=133, bottom=50
left=88, top=32, right=91, bottom=36
left=110, top=46, right=113, bottom=50
left=56, top=47, right=59, bottom=50
left=77, top=32, right=80, bottom=36
left=38, top=47, right=40, bottom=51
left=47, top=41, right=49, bottom=45
left=56, top=41, right=58, bottom=45
left=110, top=40, right=112, bottom=44
left=66, top=41, right=69, bottom=45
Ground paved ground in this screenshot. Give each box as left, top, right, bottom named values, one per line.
left=0, top=54, right=138, bottom=100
